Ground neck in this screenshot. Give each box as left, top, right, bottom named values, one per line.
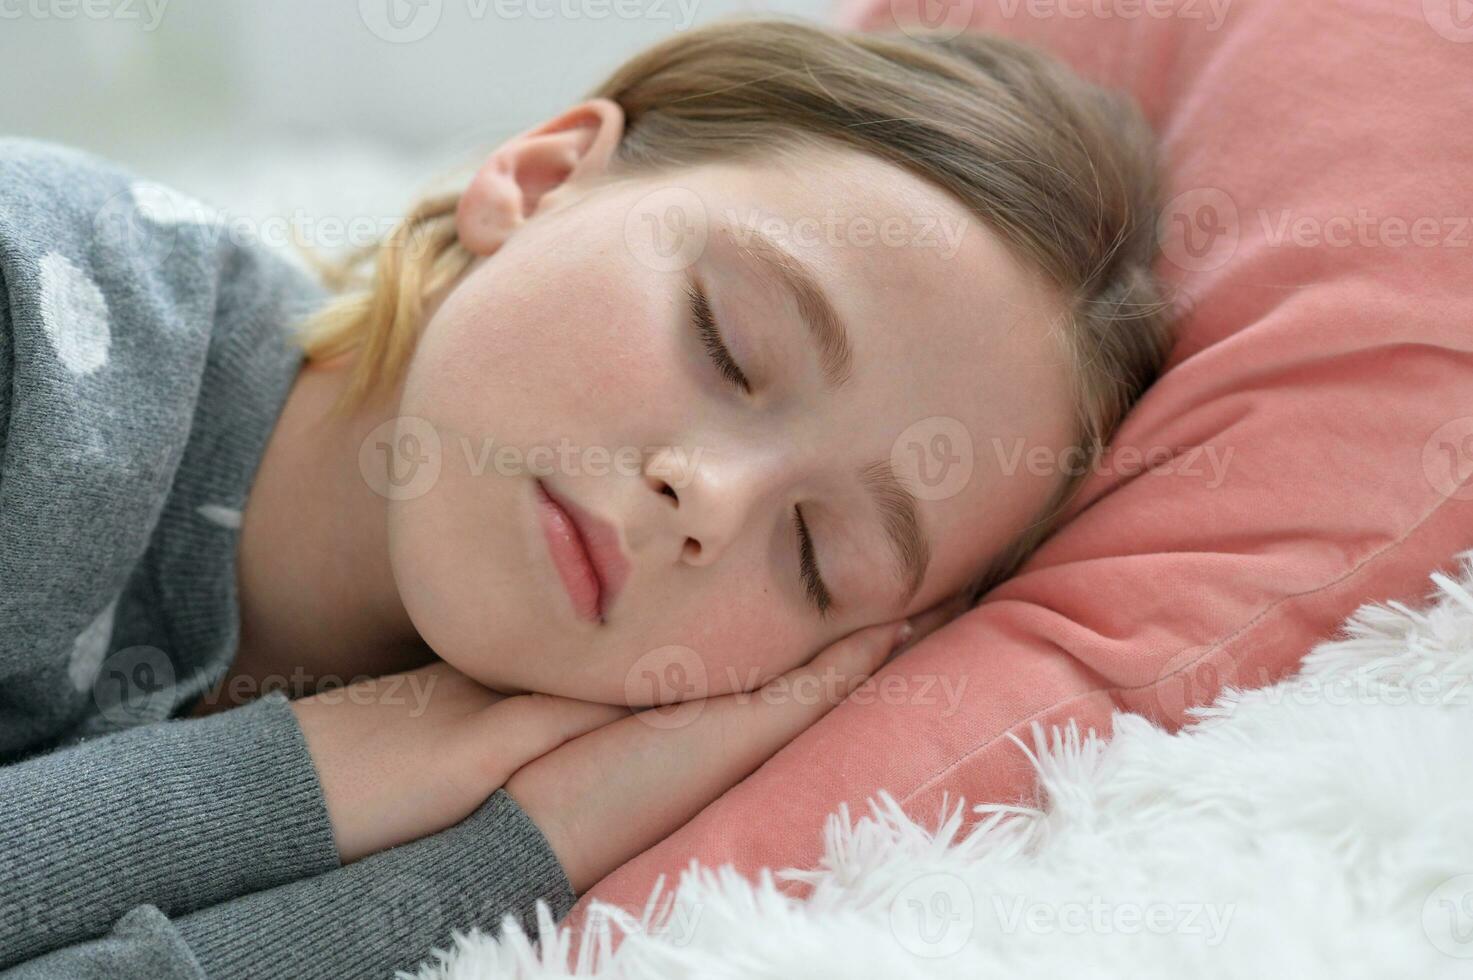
left=231, top=352, right=435, bottom=697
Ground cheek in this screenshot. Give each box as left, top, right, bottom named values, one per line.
left=568, top=561, right=819, bottom=706
left=669, top=592, right=820, bottom=699
left=433, top=260, right=686, bottom=447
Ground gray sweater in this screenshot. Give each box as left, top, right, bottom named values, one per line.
left=0, top=138, right=574, bottom=978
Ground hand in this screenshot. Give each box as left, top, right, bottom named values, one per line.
left=505, top=600, right=961, bottom=895
left=290, top=660, right=628, bottom=864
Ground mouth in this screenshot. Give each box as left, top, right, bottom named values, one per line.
left=533, top=478, right=629, bottom=624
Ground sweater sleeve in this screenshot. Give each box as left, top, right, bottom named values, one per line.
left=0, top=138, right=578, bottom=976
left=0, top=691, right=341, bottom=968
left=0, top=139, right=346, bottom=959
left=0, top=790, right=575, bottom=980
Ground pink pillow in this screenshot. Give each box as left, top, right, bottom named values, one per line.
left=577, top=0, right=1473, bottom=920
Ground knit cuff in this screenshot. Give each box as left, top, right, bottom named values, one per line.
left=0, top=905, right=206, bottom=980
left=176, top=790, right=575, bottom=980
left=0, top=690, right=340, bottom=968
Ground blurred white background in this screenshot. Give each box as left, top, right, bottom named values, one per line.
left=0, top=0, right=835, bottom=244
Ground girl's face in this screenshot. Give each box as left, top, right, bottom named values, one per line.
left=389, top=125, right=1076, bottom=706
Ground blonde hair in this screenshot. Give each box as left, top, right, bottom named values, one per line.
left=294, top=16, right=1173, bottom=609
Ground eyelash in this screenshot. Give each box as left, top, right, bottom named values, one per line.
left=793, top=507, right=834, bottom=619
left=685, top=280, right=752, bottom=395
left=685, top=279, right=833, bottom=618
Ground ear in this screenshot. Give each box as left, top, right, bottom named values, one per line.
left=455, top=97, right=625, bottom=256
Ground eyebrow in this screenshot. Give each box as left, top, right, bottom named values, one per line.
left=858, top=458, right=931, bottom=610
left=729, top=229, right=854, bottom=390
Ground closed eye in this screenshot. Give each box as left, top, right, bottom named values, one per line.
left=684, top=277, right=829, bottom=617
left=793, top=506, right=834, bottom=619
left=685, top=278, right=752, bottom=394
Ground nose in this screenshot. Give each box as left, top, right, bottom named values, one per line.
left=644, top=444, right=778, bottom=568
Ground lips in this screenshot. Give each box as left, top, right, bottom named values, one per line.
left=533, top=479, right=630, bottom=624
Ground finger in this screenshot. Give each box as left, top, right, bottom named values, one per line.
left=801, top=618, right=913, bottom=700
left=395, top=659, right=516, bottom=714
left=914, top=590, right=972, bottom=637
left=465, top=694, right=631, bottom=788
left=506, top=621, right=911, bottom=893
left=886, top=591, right=971, bottom=663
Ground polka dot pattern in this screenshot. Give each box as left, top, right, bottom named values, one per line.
left=67, top=596, right=118, bottom=692
left=37, top=251, right=110, bottom=377
left=130, top=180, right=219, bottom=227
left=196, top=503, right=242, bottom=529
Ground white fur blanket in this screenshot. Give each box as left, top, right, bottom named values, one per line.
left=404, top=552, right=1473, bottom=979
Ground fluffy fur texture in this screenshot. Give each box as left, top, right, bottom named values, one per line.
left=404, top=551, right=1473, bottom=979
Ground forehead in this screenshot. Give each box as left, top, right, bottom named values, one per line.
left=688, top=146, right=1070, bottom=394
left=684, top=148, right=1080, bottom=610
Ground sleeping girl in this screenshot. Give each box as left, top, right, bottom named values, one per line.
left=0, top=16, right=1170, bottom=978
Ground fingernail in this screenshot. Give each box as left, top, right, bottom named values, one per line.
left=893, top=622, right=914, bottom=650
